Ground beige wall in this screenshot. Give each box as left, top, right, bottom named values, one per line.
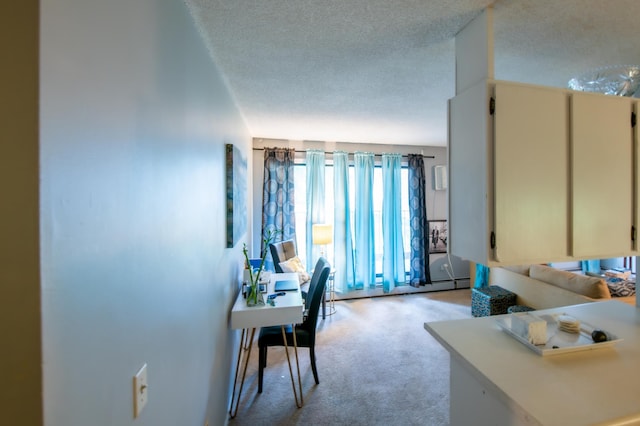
left=0, top=1, right=42, bottom=424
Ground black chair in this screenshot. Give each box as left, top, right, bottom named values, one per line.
left=269, top=240, right=298, bottom=273
left=258, top=257, right=331, bottom=393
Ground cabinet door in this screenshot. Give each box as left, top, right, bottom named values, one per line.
left=493, top=83, right=569, bottom=264
left=572, top=94, right=633, bottom=258
left=449, top=82, right=491, bottom=264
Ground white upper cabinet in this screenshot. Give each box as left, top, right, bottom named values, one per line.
left=571, top=93, right=635, bottom=258
left=449, top=80, right=637, bottom=266
left=493, top=83, right=569, bottom=264
left=449, top=82, right=491, bottom=266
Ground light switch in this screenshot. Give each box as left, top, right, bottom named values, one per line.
left=133, top=363, right=148, bottom=418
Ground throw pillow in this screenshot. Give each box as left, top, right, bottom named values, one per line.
left=279, top=256, right=311, bottom=284
left=605, top=277, right=636, bottom=297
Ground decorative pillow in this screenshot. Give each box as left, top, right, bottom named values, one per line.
left=529, top=264, right=611, bottom=299
left=279, top=256, right=311, bottom=284
left=604, top=277, right=636, bottom=298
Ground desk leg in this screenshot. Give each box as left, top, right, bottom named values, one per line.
left=229, top=328, right=256, bottom=419
left=281, top=325, right=304, bottom=408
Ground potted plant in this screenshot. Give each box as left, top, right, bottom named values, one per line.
left=242, top=229, right=278, bottom=306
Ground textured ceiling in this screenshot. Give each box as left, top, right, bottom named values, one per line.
left=185, top=0, right=640, bottom=146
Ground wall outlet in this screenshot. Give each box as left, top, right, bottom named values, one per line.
left=133, top=363, right=148, bottom=418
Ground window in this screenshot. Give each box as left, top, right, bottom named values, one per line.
left=294, top=160, right=411, bottom=284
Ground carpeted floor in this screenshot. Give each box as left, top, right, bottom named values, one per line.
left=228, top=288, right=472, bottom=426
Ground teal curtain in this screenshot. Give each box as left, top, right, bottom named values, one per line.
left=474, top=263, right=490, bottom=288
left=332, top=151, right=355, bottom=293
left=354, top=152, right=376, bottom=289
left=407, top=154, right=431, bottom=286
left=262, top=148, right=296, bottom=270
left=381, top=153, right=405, bottom=292
left=305, top=150, right=325, bottom=271
left=581, top=259, right=601, bottom=274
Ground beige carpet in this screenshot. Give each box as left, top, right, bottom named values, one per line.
left=228, top=288, right=472, bottom=426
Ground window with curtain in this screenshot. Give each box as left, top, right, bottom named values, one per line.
left=293, top=152, right=416, bottom=292
left=261, top=147, right=296, bottom=269
left=407, top=153, right=432, bottom=286
left=354, top=152, right=376, bottom=289
left=332, top=151, right=355, bottom=293
left=305, top=150, right=326, bottom=271
left=381, top=153, right=406, bottom=293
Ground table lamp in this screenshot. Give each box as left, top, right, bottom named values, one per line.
left=312, top=223, right=333, bottom=258
left=312, top=223, right=336, bottom=316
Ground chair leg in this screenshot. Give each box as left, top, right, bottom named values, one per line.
left=258, top=346, right=266, bottom=393
left=310, top=346, right=319, bottom=384
left=261, top=345, right=268, bottom=368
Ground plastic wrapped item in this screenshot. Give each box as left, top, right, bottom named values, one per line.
left=568, top=65, right=640, bottom=97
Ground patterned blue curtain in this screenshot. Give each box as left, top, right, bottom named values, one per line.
left=305, top=150, right=326, bottom=271
left=333, top=151, right=355, bottom=292
left=407, top=154, right=432, bottom=286
left=354, top=152, right=376, bottom=289
left=381, top=153, right=406, bottom=292
left=262, top=148, right=296, bottom=269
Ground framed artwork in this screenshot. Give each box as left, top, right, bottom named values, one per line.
left=226, top=144, right=247, bottom=248
left=428, top=220, right=448, bottom=253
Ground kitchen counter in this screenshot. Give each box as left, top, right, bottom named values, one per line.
left=424, top=300, right=640, bottom=425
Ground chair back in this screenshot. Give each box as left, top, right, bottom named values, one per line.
left=269, top=240, right=297, bottom=273
left=301, top=257, right=330, bottom=334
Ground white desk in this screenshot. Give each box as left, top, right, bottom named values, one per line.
left=425, top=301, right=640, bottom=426
left=229, top=272, right=304, bottom=418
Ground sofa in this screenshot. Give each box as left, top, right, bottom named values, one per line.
left=489, top=264, right=636, bottom=309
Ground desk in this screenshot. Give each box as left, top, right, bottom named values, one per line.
left=424, top=301, right=640, bottom=426
left=229, top=272, right=304, bottom=418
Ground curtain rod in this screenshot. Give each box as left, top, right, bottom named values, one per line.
left=252, top=147, right=435, bottom=159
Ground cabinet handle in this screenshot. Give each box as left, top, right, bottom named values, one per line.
left=490, top=231, right=496, bottom=249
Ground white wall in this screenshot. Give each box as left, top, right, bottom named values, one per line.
left=40, top=1, right=249, bottom=425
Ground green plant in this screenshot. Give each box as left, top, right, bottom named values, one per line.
left=242, top=229, right=279, bottom=306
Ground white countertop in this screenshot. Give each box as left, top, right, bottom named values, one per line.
left=424, top=300, right=640, bottom=426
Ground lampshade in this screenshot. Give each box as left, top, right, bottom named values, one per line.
left=312, top=224, right=333, bottom=245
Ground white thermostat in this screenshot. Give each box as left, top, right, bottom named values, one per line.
left=432, top=165, right=447, bottom=190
